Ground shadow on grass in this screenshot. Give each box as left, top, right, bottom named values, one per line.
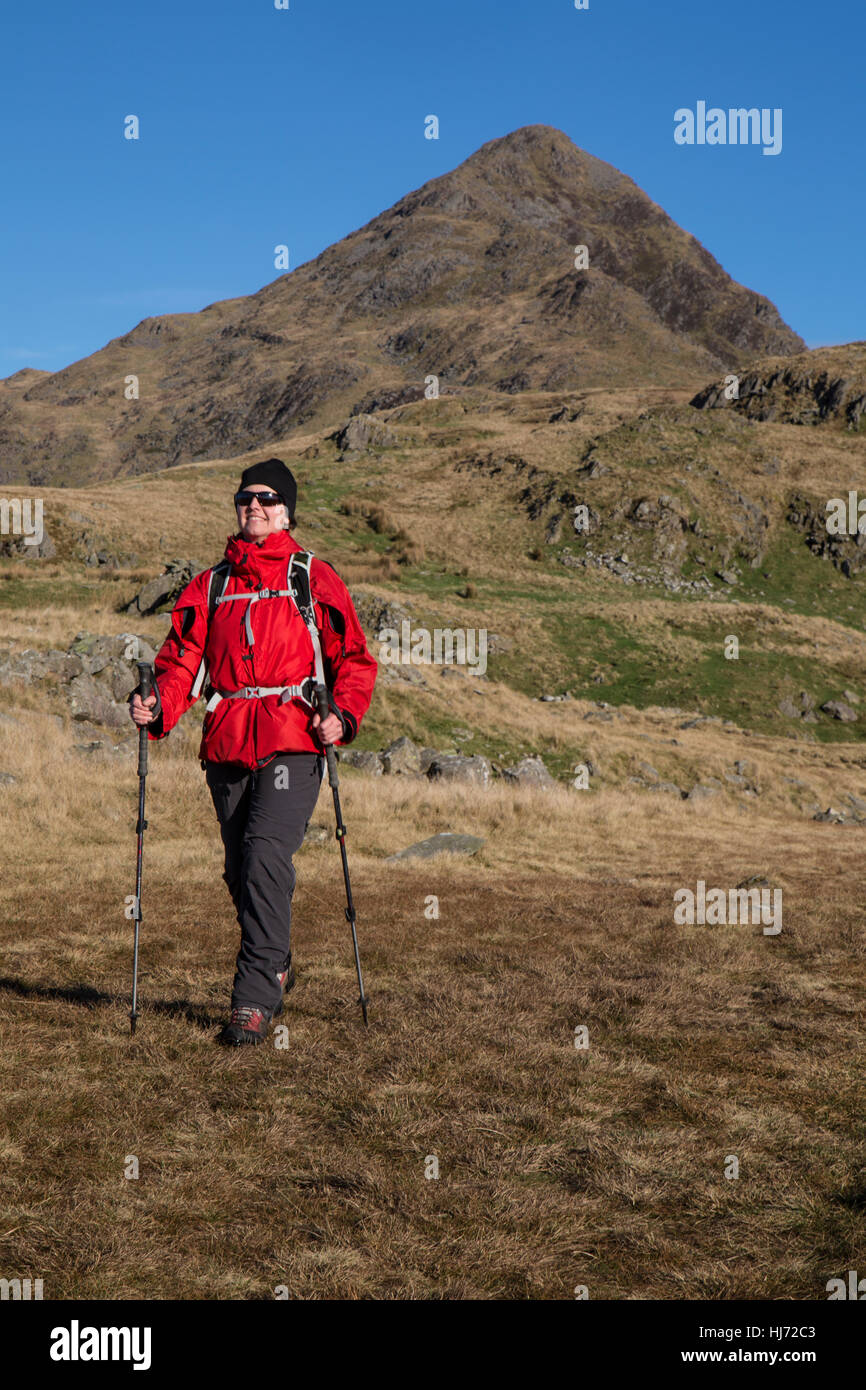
left=0, top=975, right=222, bottom=1029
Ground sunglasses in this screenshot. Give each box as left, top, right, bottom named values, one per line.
left=234, top=491, right=283, bottom=508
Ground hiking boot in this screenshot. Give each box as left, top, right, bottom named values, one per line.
left=272, top=956, right=296, bottom=1019
left=219, top=1004, right=271, bottom=1046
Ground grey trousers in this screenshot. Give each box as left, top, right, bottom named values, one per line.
left=204, top=752, right=324, bottom=1013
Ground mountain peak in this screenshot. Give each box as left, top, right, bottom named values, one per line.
left=0, top=127, right=804, bottom=485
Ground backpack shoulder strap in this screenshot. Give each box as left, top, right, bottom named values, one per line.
left=287, top=550, right=327, bottom=689
left=208, top=558, right=232, bottom=620
left=191, top=560, right=232, bottom=701
left=287, top=550, right=313, bottom=616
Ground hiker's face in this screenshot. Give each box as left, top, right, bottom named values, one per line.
left=236, top=485, right=288, bottom=541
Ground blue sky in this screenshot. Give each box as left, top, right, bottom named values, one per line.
left=0, top=0, right=862, bottom=381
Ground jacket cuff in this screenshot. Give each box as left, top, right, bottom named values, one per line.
left=329, top=696, right=357, bottom=744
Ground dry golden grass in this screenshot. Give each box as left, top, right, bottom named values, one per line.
left=0, top=702, right=863, bottom=1300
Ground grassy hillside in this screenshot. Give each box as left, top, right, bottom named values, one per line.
left=4, top=375, right=866, bottom=756
left=0, top=377, right=864, bottom=1299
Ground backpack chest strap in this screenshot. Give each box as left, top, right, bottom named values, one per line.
left=214, top=586, right=293, bottom=647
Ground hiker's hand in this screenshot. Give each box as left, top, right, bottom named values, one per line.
left=312, top=711, right=342, bottom=745
left=130, top=692, right=157, bottom=727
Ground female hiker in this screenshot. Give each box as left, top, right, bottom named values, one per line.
left=129, top=458, right=377, bottom=1045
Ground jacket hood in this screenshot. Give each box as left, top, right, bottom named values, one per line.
left=224, top=528, right=304, bottom=588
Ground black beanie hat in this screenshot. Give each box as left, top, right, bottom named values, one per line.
left=238, top=458, right=297, bottom=518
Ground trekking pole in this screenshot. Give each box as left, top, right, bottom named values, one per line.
left=130, top=661, right=153, bottom=1035
left=315, top=684, right=369, bottom=1026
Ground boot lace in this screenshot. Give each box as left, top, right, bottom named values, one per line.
left=231, top=1006, right=265, bottom=1030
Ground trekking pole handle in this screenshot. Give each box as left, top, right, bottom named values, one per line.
left=137, top=662, right=153, bottom=778
left=314, top=683, right=339, bottom=785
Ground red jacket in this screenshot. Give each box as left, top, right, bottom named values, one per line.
left=148, top=529, right=377, bottom=769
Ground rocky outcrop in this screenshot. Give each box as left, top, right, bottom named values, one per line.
left=785, top=494, right=866, bottom=576
left=0, top=527, right=56, bottom=560
left=0, top=631, right=156, bottom=729
left=349, top=592, right=414, bottom=637
left=691, top=345, right=866, bottom=429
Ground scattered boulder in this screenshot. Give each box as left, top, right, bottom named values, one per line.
left=338, top=749, right=384, bottom=775
left=381, top=736, right=422, bottom=775
left=0, top=770, right=17, bottom=786
left=381, top=664, right=429, bottom=687
left=649, top=781, right=685, bottom=797
left=125, top=558, right=204, bottom=615
left=84, top=549, right=121, bottom=569
left=687, top=783, right=721, bottom=802
left=813, top=807, right=853, bottom=824
left=502, top=755, right=556, bottom=788
left=385, top=832, right=485, bottom=863
left=330, top=414, right=398, bottom=457
left=821, top=700, right=857, bottom=723
left=427, top=754, right=491, bottom=786
left=636, top=761, right=660, bottom=783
